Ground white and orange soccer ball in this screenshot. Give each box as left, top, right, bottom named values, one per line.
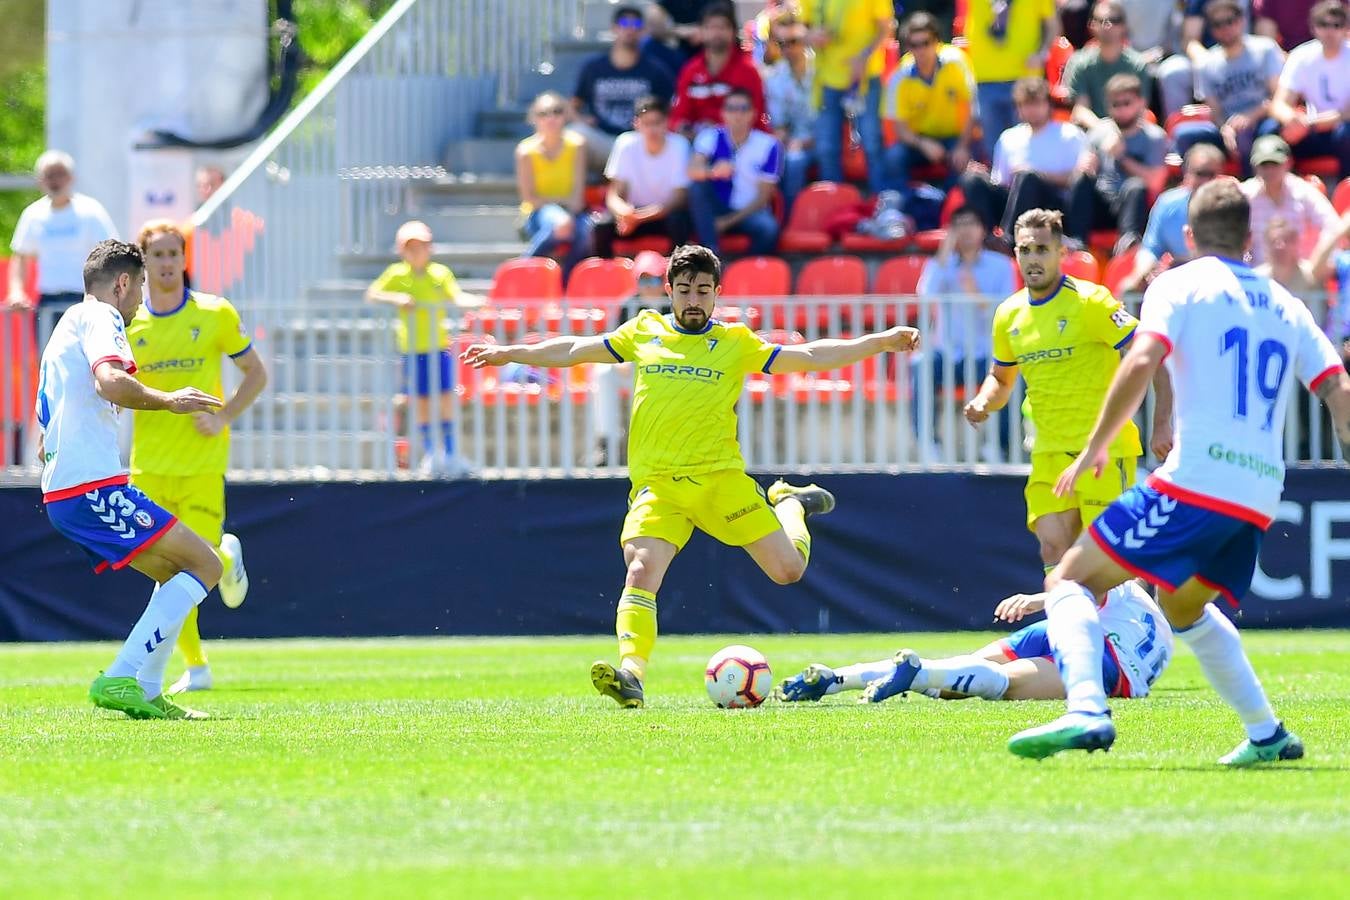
left=704, top=645, right=773, bottom=708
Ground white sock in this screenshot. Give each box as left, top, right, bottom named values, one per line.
left=910, top=656, right=1011, bottom=700
left=828, top=659, right=896, bottom=694
left=1045, top=580, right=1109, bottom=715
left=1176, top=604, right=1279, bottom=741
left=106, top=573, right=207, bottom=689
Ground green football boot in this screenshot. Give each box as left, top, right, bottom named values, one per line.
left=1219, top=725, right=1304, bottom=767
left=89, top=674, right=166, bottom=720
left=149, top=693, right=210, bottom=720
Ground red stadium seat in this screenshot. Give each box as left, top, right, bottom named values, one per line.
left=1061, top=249, right=1102, bottom=282
left=788, top=255, right=867, bottom=331
left=723, top=256, right=791, bottom=296
left=746, top=327, right=805, bottom=401
left=779, top=182, right=863, bottom=253
left=872, top=254, right=928, bottom=295
left=612, top=235, right=673, bottom=257
left=566, top=257, right=636, bottom=305
left=490, top=258, right=563, bottom=302
left=1103, top=246, right=1139, bottom=299
left=1295, top=158, right=1340, bottom=183
left=1334, top=177, right=1350, bottom=215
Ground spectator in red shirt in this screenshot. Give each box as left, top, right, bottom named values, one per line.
left=669, top=1, right=769, bottom=137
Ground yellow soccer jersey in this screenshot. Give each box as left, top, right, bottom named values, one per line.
left=369, top=261, right=462, bottom=354
left=127, top=289, right=252, bottom=476
left=604, top=310, right=779, bottom=483
left=991, top=276, right=1142, bottom=457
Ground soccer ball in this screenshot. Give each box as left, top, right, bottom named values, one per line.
left=705, top=645, right=773, bottom=708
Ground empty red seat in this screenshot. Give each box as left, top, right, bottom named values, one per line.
left=868, top=254, right=930, bottom=328
left=1061, top=249, right=1101, bottom=282
left=723, top=256, right=791, bottom=296
left=1334, top=177, right=1350, bottom=215
left=490, top=258, right=563, bottom=302
left=612, top=235, right=673, bottom=257
left=566, top=257, right=636, bottom=305
left=779, top=182, right=863, bottom=253
left=1103, top=246, right=1140, bottom=299
left=787, top=255, right=867, bottom=331
left=1295, top=159, right=1340, bottom=183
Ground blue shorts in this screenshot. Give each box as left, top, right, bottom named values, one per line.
left=1089, top=484, right=1262, bottom=606
left=998, top=621, right=1133, bottom=698
left=401, top=351, right=454, bottom=397
left=45, top=480, right=177, bottom=574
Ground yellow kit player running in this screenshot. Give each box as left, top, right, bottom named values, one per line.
left=462, top=244, right=921, bottom=707
left=128, top=220, right=268, bottom=694
left=964, top=208, right=1148, bottom=567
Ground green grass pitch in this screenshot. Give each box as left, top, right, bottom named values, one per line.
left=2, top=631, right=1349, bottom=898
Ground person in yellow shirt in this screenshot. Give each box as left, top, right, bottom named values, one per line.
left=963, top=208, right=1153, bottom=570
left=803, top=0, right=893, bottom=195
left=515, top=91, right=594, bottom=280
left=964, top=0, right=1061, bottom=157
left=128, top=219, right=269, bottom=694
left=461, top=244, right=922, bottom=708
left=366, top=220, right=480, bottom=477
left=882, top=12, right=978, bottom=202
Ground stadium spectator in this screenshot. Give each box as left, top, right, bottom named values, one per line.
left=1156, top=0, right=1251, bottom=117
left=882, top=12, right=977, bottom=204
left=594, top=95, right=692, bottom=258
left=958, top=77, right=1086, bottom=244
left=1123, top=0, right=1183, bottom=66
left=649, top=0, right=712, bottom=58
left=1065, top=73, right=1166, bottom=253
left=591, top=250, right=672, bottom=465
left=669, top=2, right=769, bottom=137
left=912, top=205, right=1016, bottom=460
left=1240, top=134, right=1338, bottom=265
left=1115, top=142, right=1225, bottom=294
left=636, top=2, right=690, bottom=74
left=1310, top=209, right=1350, bottom=365
left=1254, top=216, right=1324, bottom=295
left=687, top=88, right=783, bottom=255
left=571, top=5, right=676, bottom=171
left=1181, top=0, right=1284, bottom=175
left=365, top=221, right=479, bottom=477
left=1264, top=0, right=1350, bottom=180
left=802, top=0, right=892, bottom=196
left=1062, top=1, right=1154, bottom=132
left=763, top=11, right=818, bottom=213
left=515, top=91, right=595, bottom=280
left=196, top=165, right=226, bottom=203
left=962, top=0, right=1061, bottom=157
left=6, top=150, right=118, bottom=344
left=1254, top=0, right=1317, bottom=50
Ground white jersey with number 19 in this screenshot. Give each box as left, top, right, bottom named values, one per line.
left=1137, top=256, right=1342, bottom=528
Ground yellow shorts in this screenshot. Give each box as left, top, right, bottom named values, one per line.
left=620, top=469, right=782, bottom=551
left=1024, top=452, right=1136, bottom=532
left=130, top=472, right=225, bottom=545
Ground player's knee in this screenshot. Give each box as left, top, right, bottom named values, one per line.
left=191, top=544, right=224, bottom=589
left=625, top=556, right=657, bottom=591
left=766, top=556, right=805, bottom=585
left=1038, top=539, right=1067, bottom=568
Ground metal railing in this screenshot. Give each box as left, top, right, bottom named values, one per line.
left=5, top=294, right=1343, bottom=484
left=187, top=0, right=584, bottom=308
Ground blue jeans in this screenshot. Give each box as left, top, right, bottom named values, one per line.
left=688, top=181, right=780, bottom=255
left=814, top=77, right=886, bottom=194
left=523, top=204, right=593, bottom=278
left=885, top=137, right=960, bottom=200
left=781, top=146, right=819, bottom=215
left=976, top=81, right=1017, bottom=160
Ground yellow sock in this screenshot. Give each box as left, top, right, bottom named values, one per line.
left=176, top=605, right=208, bottom=668
left=616, top=587, right=657, bottom=681
left=774, top=498, right=812, bottom=566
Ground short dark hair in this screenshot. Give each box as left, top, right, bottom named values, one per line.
left=949, top=204, right=983, bottom=225
left=633, top=94, right=669, bottom=118
left=904, top=11, right=940, bottom=40
left=667, top=244, right=721, bottom=287
left=83, top=239, right=144, bottom=292
left=724, top=86, right=754, bottom=106
left=1014, top=208, right=1065, bottom=239
left=613, top=4, right=643, bottom=24
left=1311, top=0, right=1348, bottom=27
left=701, top=0, right=737, bottom=28
left=1105, top=73, right=1143, bottom=99
left=1188, top=177, right=1250, bottom=257
left=1203, top=0, right=1242, bottom=21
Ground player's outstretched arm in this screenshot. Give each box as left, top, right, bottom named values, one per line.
left=93, top=361, right=222, bottom=414
left=1316, top=370, right=1350, bottom=462
left=963, top=363, right=1017, bottom=426
left=768, top=326, right=920, bottom=373
left=459, top=335, right=616, bottom=369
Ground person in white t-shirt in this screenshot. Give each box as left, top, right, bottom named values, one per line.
left=1014, top=178, right=1350, bottom=766
left=957, top=77, right=1088, bottom=246
left=7, top=150, right=118, bottom=344
left=594, top=94, right=692, bottom=258
left=687, top=88, right=783, bottom=256
left=1266, top=0, right=1350, bottom=178
left=777, top=580, right=1173, bottom=705
left=37, top=239, right=224, bottom=721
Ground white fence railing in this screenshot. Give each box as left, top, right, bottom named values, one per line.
left=4, top=294, right=1343, bottom=484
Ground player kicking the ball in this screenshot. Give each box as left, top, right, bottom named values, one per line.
left=1013, top=178, right=1350, bottom=765
left=462, top=244, right=920, bottom=707
left=776, top=580, right=1173, bottom=704
left=37, top=240, right=225, bottom=720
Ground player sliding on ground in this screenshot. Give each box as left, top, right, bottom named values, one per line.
left=36, top=240, right=225, bottom=720
left=1013, top=178, right=1350, bottom=765
left=776, top=580, right=1173, bottom=704
left=462, top=243, right=920, bottom=707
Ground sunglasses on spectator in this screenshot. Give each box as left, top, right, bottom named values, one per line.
left=1208, top=16, right=1240, bottom=27
left=909, top=37, right=934, bottom=49
left=1092, top=15, right=1123, bottom=25
left=638, top=275, right=663, bottom=285
left=724, top=102, right=753, bottom=112
left=1314, top=18, right=1347, bottom=28
left=1191, top=168, right=1219, bottom=179
left=615, top=15, right=643, bottom=28
left=537, top=106, right=565, bottom=117
left=777, top=36, right=803, bottom=47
